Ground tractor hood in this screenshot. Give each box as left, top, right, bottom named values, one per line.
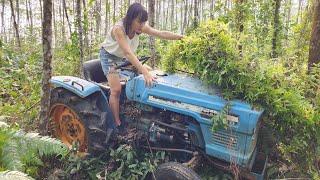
left=126, top=70, right=264, bottom=135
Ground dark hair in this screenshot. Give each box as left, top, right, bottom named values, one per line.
left=123, top=3, right=148, bottom=35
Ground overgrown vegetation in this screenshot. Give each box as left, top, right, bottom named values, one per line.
left=0, top=40, right=42, bottom=129
left=1, top=0, right=320, bottom=178
left=0, top=121, right=68, bottom=178
left=162, top=20, right=320, bottom=178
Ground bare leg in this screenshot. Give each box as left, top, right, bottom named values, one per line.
left=107, top=70, right=122, bottom=126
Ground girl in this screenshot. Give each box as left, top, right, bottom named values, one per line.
left=100, top=2, right=183, bottom=128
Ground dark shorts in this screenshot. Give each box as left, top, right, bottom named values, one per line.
left=99, top=48, right=124, bottom=76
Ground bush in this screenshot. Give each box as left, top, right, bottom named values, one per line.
left=162, top=20, right=320, bottom=176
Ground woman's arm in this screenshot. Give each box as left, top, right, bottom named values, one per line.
left=112, top=26, right=154, bottom=86
left=142, top=24, right=183, bottom=40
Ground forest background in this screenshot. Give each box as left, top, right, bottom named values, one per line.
left=0, top=0, right=320, bottom=179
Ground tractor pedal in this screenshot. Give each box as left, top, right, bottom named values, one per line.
left=104, top=128, right=113, bottom=145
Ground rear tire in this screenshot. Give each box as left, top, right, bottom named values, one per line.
left=48, top=88, right=113, bottom=155
left=154, top=162, right=201, bottom=180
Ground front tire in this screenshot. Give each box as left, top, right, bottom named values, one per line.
left=48, top=88, right=113, bottom=155
left=154, top=162, right=201, bottom=180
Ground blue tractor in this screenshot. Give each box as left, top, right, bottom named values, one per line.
left=48, top=57, right=267, bottom=179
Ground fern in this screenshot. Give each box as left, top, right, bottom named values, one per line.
left=0, top=170, right=34, bottom=180
left=1, top=139, right=24, bottom=171
left=0, top=127, right=69, bottom=176
left=14, top=131, right=69, bottom=158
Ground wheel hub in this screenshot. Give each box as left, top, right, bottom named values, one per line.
left=49, top=104, right=88, bottom=152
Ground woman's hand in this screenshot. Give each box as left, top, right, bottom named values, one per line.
left=141, top=67, right=155, bottom=87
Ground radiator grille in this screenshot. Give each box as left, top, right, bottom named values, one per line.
left=211, top=130, right=238, bottom=150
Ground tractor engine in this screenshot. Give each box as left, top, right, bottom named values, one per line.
left=136, top=111, right=189, bottom=144
left=130, top=107, right=198, bottom=162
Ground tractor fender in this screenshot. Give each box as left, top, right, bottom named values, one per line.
left=50, top=76, right=104, bottom=98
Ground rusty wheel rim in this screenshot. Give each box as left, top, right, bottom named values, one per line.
left=49, top=104, right=88, bottom=152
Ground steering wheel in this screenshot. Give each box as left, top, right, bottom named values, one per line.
left=114, top=56, right=150, bottom=70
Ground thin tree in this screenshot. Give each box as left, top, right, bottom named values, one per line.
left=63, top=0, right=72, bottom=37
left=285, top=0, right=292, bottom=45
left=1, top=0, right=5, bottom=42
left=210, top=0, right=215, bottom=19
left=165, top=0, right=169, bottom=29
left=76, top=0, right=84, bottom=76
left=271, top=0, right=281, bottom=58
left=170, top=0, right=174, bottom=30
left=16, top=0, right=19, bottom=25
left=28, top=0, right=33, bottom=35
left=95, top=0, right=101, bottom=38
left=235, top=0, right=245, bottom=56
left=82, top=0, right=89, bottom=53
left=39, top=0, right=43, bottom=22
left=180, top=0, right=183, bottom=33
left=39, top=0, right=53, bottom=134
left=182, top=0, right=188, bottom=33
left=308, top=0, right=320, bottom=70
left=59, top=0, right=66, bottom=41
left=296, top=0, right=302, bottom=24
left=156, top=0, right=159, bottom=29
left=25, top=0, right=29, bottom=29
left=9, top=0, right=21, bottom=48
left=193, top=0, right=199, bottom=28
left=105, top=0, right=110, bottom=35
left=113, top=0, right=116, bottom=24
left=148, top=0, right=156, bottom=67
left=52, top=0, right=56, bottom=44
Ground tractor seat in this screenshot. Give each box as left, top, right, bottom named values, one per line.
left=83, top=59, right=126, bottom=90
left=83, top=59, right=107, bottom=83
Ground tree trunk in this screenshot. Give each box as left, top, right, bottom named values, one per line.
left=52, top=0, right=56, bottom=45
left=180, top=0, right=183, bottom=33
left=182, top=0, right=188, bottom=33
left=161, top=0, right=164, bottom=29
left=105, top=0, right=110, bottom=35
left=199, top=0, right=202, bottom=22
left=285, top=0, right=291, bottom=45
left=16, top=0, right=19, bottom=25
left=60, top=0, right=66, bottom=41
left=175, top=0, right=178, bottom=29
left=271, top=0, right=281, bottom=58
left=165, top=0, right=169, bottom=29
left=296, top=0, right=302, bottom=24
left=210, top=0, right=215, bottom=19
left=82, top=0, right=89, bottom=52
left=171, top=0, right=174, bottom=30
left=193, top=0, right=199, bottom=28
left=39, top=0, right=43, bottom=22
left=28, top=0, right=33, bottom=35
left=95, top=0, right=101, bottom=38
left=63, top=0, right=72, bottom=36
left=308, top=0, right=320, bottom=70
left=1, top=0, right=5, bottom=42
left=25, top=0, right=29, bottom=28
left=148, top=0, right=156, bottom=68
left=155, top=0, right=159, bottom=29
left=9, top=0, right=21, bottom=48
left=113, top=0, right=116, bottom=24
left=235, top=0, right=245, bottom=56
left=76, top=0, right=84, bottom=76
left=39, top=0, right=53, bottom=134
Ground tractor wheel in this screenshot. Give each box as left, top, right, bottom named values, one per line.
left=48, top=88, right=113, bottom=155
left=154, top=162, right=201, bottom=180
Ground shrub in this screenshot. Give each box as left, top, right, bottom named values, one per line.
left=162, top=20, right=319, bottom=176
